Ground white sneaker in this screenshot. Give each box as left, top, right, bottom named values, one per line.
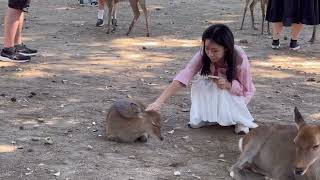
left=235, top=124, right=249, bottom=134
left=188, top=121, right=208, bottom=128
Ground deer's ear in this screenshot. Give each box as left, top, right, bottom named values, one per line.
left=294, top=107, right=306, bottom=129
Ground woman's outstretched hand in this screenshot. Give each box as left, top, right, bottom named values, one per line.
left=146, top=101, right=164, bottom=112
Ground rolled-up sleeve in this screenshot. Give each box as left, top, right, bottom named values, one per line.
left=230, top=47, right=255, bottom=104
left=173, top=51, right=203, bottom=86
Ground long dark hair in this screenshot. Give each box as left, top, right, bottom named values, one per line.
left=200, top=24, right=236, bottom=83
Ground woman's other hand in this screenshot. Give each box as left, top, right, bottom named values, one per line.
left=215, top=78, right=231, bottom=90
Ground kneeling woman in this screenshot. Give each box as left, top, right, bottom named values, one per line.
left=146, top=24, right=258, bottom=134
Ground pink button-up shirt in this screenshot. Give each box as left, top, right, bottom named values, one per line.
left=174, top=45, right=255, bottom=104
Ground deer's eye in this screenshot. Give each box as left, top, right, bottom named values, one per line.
left=312, top=145, right=319, bottom=150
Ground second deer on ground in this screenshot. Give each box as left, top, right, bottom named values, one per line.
left=230, top=107, right=320, bottom=180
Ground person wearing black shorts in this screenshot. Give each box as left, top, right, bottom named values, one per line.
left=0, top=0, right=37, bottom=63
left=266, top=0, right=320, bottom=50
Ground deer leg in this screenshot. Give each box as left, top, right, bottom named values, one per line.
left=111, top=6, right=117, bottom=27
left=250, top=0, right=258, bottom=30
left=230, top=166, right=265, bottom=180
left=138, top=0, right=150, bottom=37
left=265, top=0, right=271, bottom=34
left=107, top=135, right=122, bottom=142
left=240, top=0, right=250, bottom=30
left=127, top=0, right=140, bottom=36
left=309, top=25, right=317, bottom=43
left=111, top=2, right=117, bottom=32
left=106, top=0, right=114, bottom=34
left=260, top=0, right=266, bottom=34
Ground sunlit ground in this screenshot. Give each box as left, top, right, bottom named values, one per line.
left=0, top=145, right=17, bottom=153
left=2, top=32, right=319, bottom=80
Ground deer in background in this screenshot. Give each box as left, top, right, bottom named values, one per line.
left=240, top=0, right=270, bottom=34
left=104, top=0, right=150, bottom=36
left=241, top=0, right=317, bottom=42
left=230, top=107, right=320, bottom=180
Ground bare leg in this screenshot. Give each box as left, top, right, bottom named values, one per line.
left=272, top=22, right=283, bottom=40
left=14, top=11, right=24, bottom=46
left=98, top=0, right=105, bottom=10
left=96, top=0, right=105, bottom=27
left=4, top=8, right=23, bottom=48
left=291, top=23, right=303, bottom=40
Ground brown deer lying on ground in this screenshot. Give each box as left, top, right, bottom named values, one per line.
left=240, top=0, right=270, bottom=34
left=105, top=99, right=163, bottom=143
left=230, top=107, right=320, bottom=180
left=104, top=0, right=150, bottom=36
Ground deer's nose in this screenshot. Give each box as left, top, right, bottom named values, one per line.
left=160, top=136, right=164, bottom=141
left=294, top=168, right=305, bottom=175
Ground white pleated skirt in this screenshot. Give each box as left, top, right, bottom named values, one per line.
left=190, top=77, right=258, bottom=129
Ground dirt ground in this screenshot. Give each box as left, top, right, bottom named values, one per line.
left=0, top=0, right=319, bottom=179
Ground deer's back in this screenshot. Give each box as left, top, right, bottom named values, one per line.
left=244, top=125, right=298, bottom=177
left=106, top=109, right=147, bottom=142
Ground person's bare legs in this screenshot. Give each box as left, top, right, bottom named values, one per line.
left=1, top=2, right=33, bottom=62
left=271, top=22, right=283, bottom=49
left=98, top=0, right=105, bottom=10
left=272, top=22, right=284, bottom=40
left=291, top=23, right=303, bottom=40
left=289, top=23, right=303, bottom=50
left=96, top=0, right=105, bottom=26
left=4, top=8, right=23, bottom=48
left=14, top=10, right=24, bottom=46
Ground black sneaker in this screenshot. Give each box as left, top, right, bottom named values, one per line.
left=79, top=0, right=84, bottom=6
left=90, top=0, right=98, bottom=7
left=0, top=48, right=30, bottom=63
left=96, top=19, right=104, bottom=27
left=15, top=43, right=38, bottom=56
left=271, top=39, right=280, bottom=49
left=289, top=39, right=300, bottom=50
